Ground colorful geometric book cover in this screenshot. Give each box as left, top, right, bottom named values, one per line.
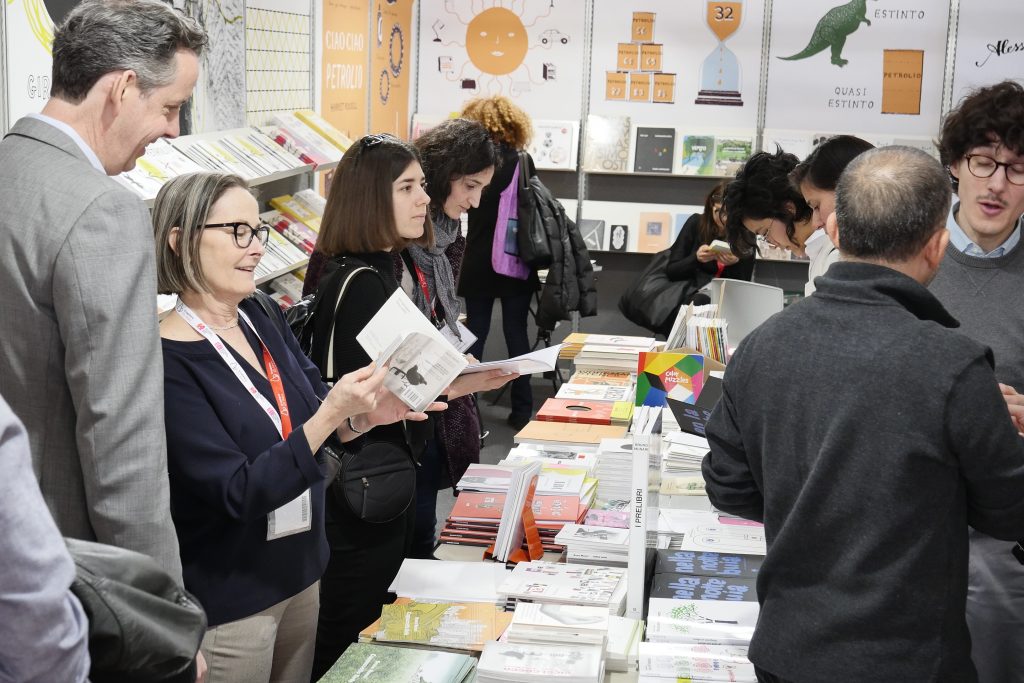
left=636, top=352, right=705, bottom=407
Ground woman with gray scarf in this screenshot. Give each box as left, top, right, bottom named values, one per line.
left=405, top=119, right=518, bottom=558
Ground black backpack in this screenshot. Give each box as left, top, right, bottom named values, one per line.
left=515, top=152, right=555, bottom=269
left=252, top=257, right=379, bottom=383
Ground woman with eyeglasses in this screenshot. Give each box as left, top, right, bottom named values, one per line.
left=659, top=180, right=755, bottom=336
left=723, top=149, right=816, bottom=263
left=153, top=171, right=427, bottom=683
left=789, top=135, right=874, bottom=295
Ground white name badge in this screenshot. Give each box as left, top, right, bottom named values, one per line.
left=441, top=320, right=477, bottom=353
left=267, top=489, right=312, bottom=540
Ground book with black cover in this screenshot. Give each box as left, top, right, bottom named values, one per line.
left=649, top=572, right=757, bottom=601
left=654, top=549, right=763, bottom=579
left=667, top=373, right=723, bottom=436
left=633, top=127, right=676, bottom=173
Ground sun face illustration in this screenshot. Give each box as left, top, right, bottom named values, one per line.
left=432, top=0, right=570, bottom=98
left=466, top=7, right=528, bottom=75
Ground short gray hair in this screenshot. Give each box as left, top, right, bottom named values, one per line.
left=154, top=172, right=252, bottom=295
left=834, top=146, right=952, bottom=262
left=52, top=0, right=207, bottom=102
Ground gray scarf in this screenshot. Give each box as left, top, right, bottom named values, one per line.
left=406, top=210, right=462, bottom=338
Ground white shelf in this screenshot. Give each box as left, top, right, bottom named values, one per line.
left=256, top=257, right=309, bottom=286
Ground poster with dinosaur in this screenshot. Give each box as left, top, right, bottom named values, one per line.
left=764, top=0, right=950, bottom=139
left=415, top=0, right=586, bottom=120
left=588, top=0, right=764, bottom=133
left=950, top=0, right=1024, bottom=106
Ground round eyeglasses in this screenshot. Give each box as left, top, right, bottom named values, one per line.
left=964, top=154, right=1024, bottom=186
left=202, top=221, right=271, bottom=248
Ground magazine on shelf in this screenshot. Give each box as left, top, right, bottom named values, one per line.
left=115, top=138, right=206, bottom=200
left=356, top=288, right=468, bottom=412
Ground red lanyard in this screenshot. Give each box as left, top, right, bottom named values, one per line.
left=412, top=263, right=431, bottom=305
left=260, top=344, right=292, bottom=438
left=715, top=261, right=726, bottom=277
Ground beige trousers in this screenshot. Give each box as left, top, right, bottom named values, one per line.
left=201, top=581, right=319, bottom=683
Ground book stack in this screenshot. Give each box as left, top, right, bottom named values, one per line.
left=263, top=209, right=317, bottom=256
left=253, top=230, right=308, bottom=287
left=645, top=598, right=759, bottom=647
left=554, top=523, right=629, bottom=567
left=266, top=112, right=344, bottom=168
left=592, top=438, right=635, bottom=515
left=686, top=315, right=730, bottom=364
left=498, top=561, right=627, bottom=615
left=172, top=129, right=309, bottom=181
left=554, top=381, right=633, bottom=404
left=655, top=510, right=767, bottom=555
left=491, top=460, right=543, bottom=562
left=559, top=333, right=590, bottom=360
left=584, top=499, right=630, bottom=529
left=476, top=641, right=605, bottom=683
left=654, top=549, right=763, bottom=584
left=573, top=335, right=655, bottom=373
left=506, top=602, right=609, bottom=648
left=638, top=642, right=756, bottom=682
left=269, top=193, right=323, bottom=233
left=439, top=490, right=505, bottom=550
left=317, top=642, right=476, bottom=683
left=536, top=398, right=618, bottom=426
left=661, top=432, right=709, bottom=475
left=648, top=572, right=757, bottom=602
left=514, top=421, right=629, bottom=451
left=606, top=615, right=642, bottom=673
left=388, top=559, right=510, bottom=606
left=115, top=138, right=206, bottom=201
left=358, top=599, right=513, bottom=653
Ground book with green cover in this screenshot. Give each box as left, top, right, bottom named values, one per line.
left=714, top=137, right=753, bottom=176
left=318, top=642, right=475, bottom=682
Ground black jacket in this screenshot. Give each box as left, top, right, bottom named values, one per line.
left=666, top=213, right=753, bottom=283
left=532, top=170, right=597, bottom=331
left=703, top=261, right=1024, bottom=683
left=458, top=146, right=540, bottom=299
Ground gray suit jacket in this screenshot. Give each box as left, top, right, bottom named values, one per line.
left=0, top=117, right=182, bottom=581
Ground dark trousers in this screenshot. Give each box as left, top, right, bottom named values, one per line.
left=464, top=293, right=534, bottom=418
left=410, top=437, right=444, bottom=559
left=310, top=498, right=414, bottom=681
left=755, top=666, right=795, bottom=683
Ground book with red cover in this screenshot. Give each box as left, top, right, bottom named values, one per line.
left=449, top=492, right=506, bottom=522
left=536, top=398, right=615, bottom=426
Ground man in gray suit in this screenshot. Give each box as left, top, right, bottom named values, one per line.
left=0, top=0, right=206, bottom=582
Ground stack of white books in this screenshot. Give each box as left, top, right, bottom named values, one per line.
left=492, top=460, right=542, bottom=562
left=554, top=524, right=629, bottom=567
left=476, top=641, right=605, bottom=683
left=500, top=446, right=598, bottom=474
left=655, top=510, right=767, bottom=555
left=593, top=438, right=634, bottom=509
left=506, top=603, right=609, bottom=647
left=574, top=344, right=649, bottom=373
left=638, top=642, right=756, bottom=682
left=645, top=598, right=758, bottom=646
left=662, top=431, right=710, bottom=475
left=388, top=560, right=510, bottom=606
left=498, top=561, right=627, bottom=615
left=606, top=615, right=642, bottom=673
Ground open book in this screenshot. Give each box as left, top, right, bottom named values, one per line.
left=357, top=289, right=468, bottom=412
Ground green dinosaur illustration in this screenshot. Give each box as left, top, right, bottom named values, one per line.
left=777, top=0, right=876, bottom=67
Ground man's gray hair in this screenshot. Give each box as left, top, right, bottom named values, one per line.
left=51, top=0, right=207, bottom=102
left=834, top=146, right=952, bottom=262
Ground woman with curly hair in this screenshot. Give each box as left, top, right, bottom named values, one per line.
left=407, top=118, right=517, bottom=558
left=459, top=96, right=540, bottom=431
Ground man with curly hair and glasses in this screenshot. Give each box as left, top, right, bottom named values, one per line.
left=930, top=79, right=1024, bottom=683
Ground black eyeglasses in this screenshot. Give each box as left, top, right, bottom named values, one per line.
left=964, top=154, right=1024, bottom=186
left=202, top=221, right=271, bottom=248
